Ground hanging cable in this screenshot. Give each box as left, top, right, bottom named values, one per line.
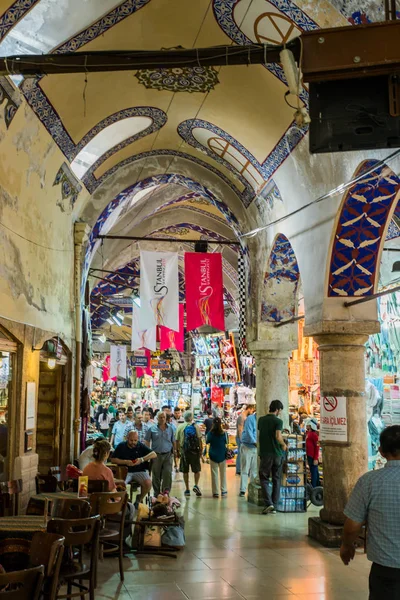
left=241, top=147, right=400, bottom=238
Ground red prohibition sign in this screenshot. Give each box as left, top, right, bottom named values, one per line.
left=323, top=396, right=337, bottom=412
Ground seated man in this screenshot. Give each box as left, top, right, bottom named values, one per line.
left=111, top=430, right=156, bottom=506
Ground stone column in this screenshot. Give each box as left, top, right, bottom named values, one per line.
left=315, top=333, right=368, bottom=520
left=247, top=342, right=294, bottom=505
left=305, top=322, right=379, bottom=546
left=251, top=348, right=292, bottom=425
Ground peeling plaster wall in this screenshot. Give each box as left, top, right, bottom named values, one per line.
left=0, top=100, right=77, bottom=339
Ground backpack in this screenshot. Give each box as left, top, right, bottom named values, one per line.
left=183, top=424, right=200, bottom=454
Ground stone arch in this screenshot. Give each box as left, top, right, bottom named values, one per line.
left=327, top=160, right=400, bottom=297
left=261, top=233, right=300, bottom=323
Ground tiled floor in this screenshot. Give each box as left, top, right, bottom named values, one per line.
left=96, top=466, right=370, bottom=599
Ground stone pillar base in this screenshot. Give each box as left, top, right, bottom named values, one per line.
left=308, top=517, right=343, bottom=548
left=248, top=481, right=264, bottom=506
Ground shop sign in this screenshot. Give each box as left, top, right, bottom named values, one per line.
left=132, top=351, right=149, bottom=368
left=150, top=358, right=171, bottom=370
left=320, top=396, right=348, bottom=443
left=56, top=339, right=63, bottom=360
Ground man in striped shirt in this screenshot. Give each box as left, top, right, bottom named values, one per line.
left=341, top=425, right=400, bottom=599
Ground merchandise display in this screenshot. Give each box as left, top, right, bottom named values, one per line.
left=278, top=434, right=307, bottom=513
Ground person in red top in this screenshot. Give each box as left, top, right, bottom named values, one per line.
left=83, top=439, right=116, bottom=491
left=305, top=419, right=320, bottom=487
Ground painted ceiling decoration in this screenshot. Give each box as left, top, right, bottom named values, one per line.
left=212, top=0, right=315, bottom=181
left=329, top=0, right=384, bottom=24
left=53, top=163, right=82, bottom=212
left=135, top=66, right=220, bottom=93
left=0, top=0, right=40, bottom=43
left=83, top=148, right=244, bottom=197
left=74, top=108, right=167, bottom=186
left=83, top=172, right=246, bottom=282
left=0, top=76, right=20, bottom=128
left=328, top=160, right=400, bottom=298
left=261, top=233, right=300, bottom=322
left=179, top=118, right=264, bottom=204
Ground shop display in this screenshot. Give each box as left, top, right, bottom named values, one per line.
left=278, top=434, right=307, bottom=513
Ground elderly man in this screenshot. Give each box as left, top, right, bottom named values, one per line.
left=145, top=411, right=176, bottom=496
left=176, top=411, right=203, bottom=497
left=125, top=412, right=149, bottom=445
left=111, top=430, right=156, bottom=505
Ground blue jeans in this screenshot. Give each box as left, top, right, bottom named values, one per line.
left=307, top=456, right=320, bottom=487
left=236, top=436, right=241, bottom=474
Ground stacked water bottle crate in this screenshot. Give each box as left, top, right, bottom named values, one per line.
left=277, top=434, right=307, bottom=513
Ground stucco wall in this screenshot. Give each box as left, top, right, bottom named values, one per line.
left=0, top=98, right=76, bottom=339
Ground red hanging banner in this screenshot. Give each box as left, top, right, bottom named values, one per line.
left=185, top=253, right=225, bottom=332
left=160, top=304, right=184, bottom=352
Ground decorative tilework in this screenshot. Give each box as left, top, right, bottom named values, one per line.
left=178, top=118, right=261, bottom=202
left=328, top=1, right=380, bottom=23
left=75, top=107, right=167, bottom=160
left=21, top=78, right=167, bottom=174
left=386, top=218, right=400, bottom=242
left=261, top=233, right=300, bottom=322
left=212, top=0, right=312, bottom=186
left=0, top=76, right=20, bottom=128
left=328, top=160, right=400, bottom=297
left=135, top=66, right=220, bottom=93
left=256, top=179, right=283, bottom=213
left=53, top=162, right=82, bottom=210
left=54, top=0, right=152, bottom=54
left=0, top=0, right=40, bottom=41
left=84, top=148, right=246, bottom=208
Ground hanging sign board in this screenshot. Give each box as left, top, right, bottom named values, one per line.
left=132, top=351, right=149, bottom=368
left=320, top=396, right=348, bottom=443
left=150, top=358, right=171, bottom=370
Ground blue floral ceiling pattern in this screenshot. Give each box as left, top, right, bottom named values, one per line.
left=328, top=160, right=400, bottom=297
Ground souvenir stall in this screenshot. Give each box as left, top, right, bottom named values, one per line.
left=365, top=293, right=400, bottom=467
left=288, top=318, right=320, bottom=429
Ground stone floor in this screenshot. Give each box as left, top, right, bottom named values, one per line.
left=96, top=466, right=370, bottom=600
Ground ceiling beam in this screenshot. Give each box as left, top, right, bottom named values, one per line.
left=0, top=42, right=299, bottom=76
left=97, top=234, right=240, bottom=245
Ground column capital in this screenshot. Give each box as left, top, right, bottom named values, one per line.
left=248, top=340, right=296, bottom=358
left=304, top=319, right=380, bottom=339
left=74, top=222, right=91, bottom=247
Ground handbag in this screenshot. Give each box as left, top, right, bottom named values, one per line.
left=161, top=525, right=185, bottom=548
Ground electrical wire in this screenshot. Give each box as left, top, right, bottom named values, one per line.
left=0, top=219, right=71, bottom=252
left=241, top=147, right=400, bottom=238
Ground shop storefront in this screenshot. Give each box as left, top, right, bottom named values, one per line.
left=0, top=328, right=17, bottom=482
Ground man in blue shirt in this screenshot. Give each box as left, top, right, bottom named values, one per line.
left=341, top=425, right=400, bottom=599
left=110, top=411, right=128, bottom=449
left=239, top=398, right=257, bottom=498
left=145, top=411, right=176, bottom=496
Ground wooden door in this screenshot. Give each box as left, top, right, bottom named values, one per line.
left=37, top=363, right=62, bottom=473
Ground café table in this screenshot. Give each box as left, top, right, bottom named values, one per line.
left=0, top=515, right=48, bottom=540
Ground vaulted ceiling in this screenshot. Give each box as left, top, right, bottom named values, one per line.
left=0, top=0, right=385, bottom=336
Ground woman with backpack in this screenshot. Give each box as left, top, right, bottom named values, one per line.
left=206, top=417, right=228, bottom=498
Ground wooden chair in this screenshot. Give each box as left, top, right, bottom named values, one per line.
left=0, top=480, right=22, bottom=517
left=47, top=516, right=100, bottom=600
left=51, top=499, right=91, bottom=520
left=89, top=492, right=128, bottom=582
left=35, top=475, right=58, bottom=494
left=69, top=479, right=108, bottom=494
left=0, top=538, right=31, bottom=572
left=0, top=565, right=44, bottom=600
left=29, top=532, right=65, bottom=600
left=48, top=468, right=67, bottom=492
left=26, top=497, right=47, bottom=516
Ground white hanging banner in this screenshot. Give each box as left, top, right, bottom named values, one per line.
left=131, top=302, right=157, bottom=351
left=110, top=344, right=127, bottom=379
left=140, top=251, right=179, bottom=331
